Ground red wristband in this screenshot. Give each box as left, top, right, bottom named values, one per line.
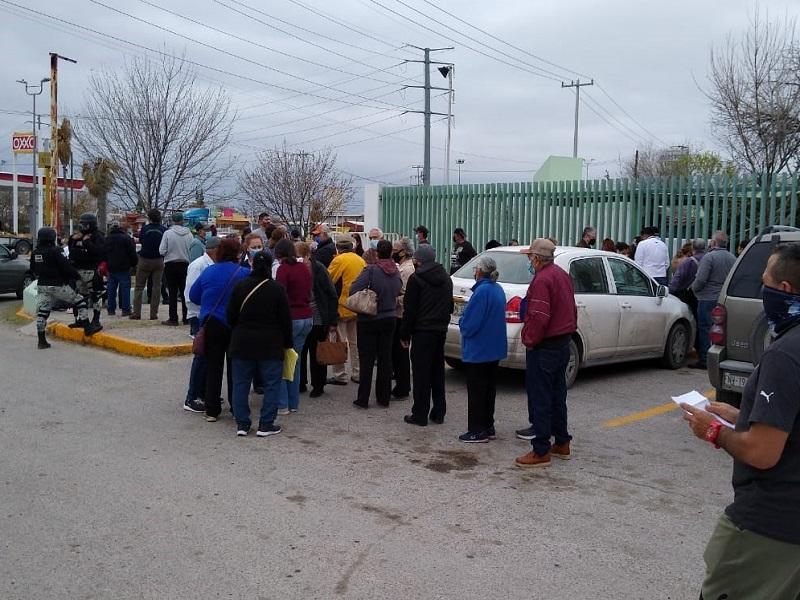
left=705, top=421, right=723, bottom=449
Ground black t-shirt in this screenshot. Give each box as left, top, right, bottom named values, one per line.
left=450, top=241, right=477, bottom=274
left=725, top=324, right=800, bottom=544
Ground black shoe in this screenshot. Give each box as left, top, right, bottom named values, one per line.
left=257, top=423, right=282, bottom=437
left=391, top=388, right=409, bottom=399
left=353, top=400, right=368, bottom=410
left=68, top=319, right=88, bottom=329
left=107, top=311, right=116, bottom=317
left=404, top=415, right=427, bottom=426
left=515, top=426, right=536, bottom=440
left=236, top=423, right=251, bottom=436
left=253, top=387, right=264, bottom=395
left=485, top=427, right=497, bottom=440
left=299, top=384, right=307, bottom=393
left=459, top=431, right=489, bottom=443
left=182, top=318, right=189, bottom=325
left=377, top=400, right=390, bottom=407
left=121, top=310, right=132, bottom=317
left=688, top=362, right=707, bottom=370
left=430, top=415, right=444, bottom=425
left=326, top=377, right=347, bottom=386
left=84, top=321, right=103, bottom=337
left=161, top=319, right=179, bottom=326
left=183, top=398, right=205, bottom=413
left=37, top=331, right=51, bottom=349
left=309, top=388, right=324, bottom=398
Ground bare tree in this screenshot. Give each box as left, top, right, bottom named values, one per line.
left=239, top=145, right=353, bottom=235
left=74, top=54, right=235, bottom=213
left=621, top=144, right=737, bottom=178
left=707, top=11, right=800, bottom=176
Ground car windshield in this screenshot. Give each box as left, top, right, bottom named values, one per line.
left=727, top=241, right=778, bottom=299
left=453, top=250, right=533, bottom=285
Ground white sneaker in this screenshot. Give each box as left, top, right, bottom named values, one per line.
left=289, top=408, right=298, bottom=413
left=236, top=428, right=249, bottom=436
left=277, top=408, right=290, bottom=416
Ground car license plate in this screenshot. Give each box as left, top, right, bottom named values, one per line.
left=723, top=372, right=748, bottom=390
left=451, top=300, right=465, bottom=324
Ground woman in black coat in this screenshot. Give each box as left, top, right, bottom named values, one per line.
left=226, top=251, right=293, bottom=437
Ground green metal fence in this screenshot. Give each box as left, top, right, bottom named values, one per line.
left=380, top=175, right=800, bottom=268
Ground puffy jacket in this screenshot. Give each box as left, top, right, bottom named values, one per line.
left=31, top=244, right=80, bottom=286
left=349, top=260, right=402, bottom=322
left=459, top=277, right=508, bottom=363
left=104, top=229, right=138, bottom=273
left=67, top=231, right=105, bottom=269
left=159, top=225, right=193, bottom=263
left=188, top=236, right=206, bottom=262
left=521, top=261, right=577, bottom=348
left=400, top=262, right=453, bottom=340
left=138, top=223, right=166, bottom=259
left=313, top=237, right=336, bottom=267
left=328, top=251, right=366, bottom=319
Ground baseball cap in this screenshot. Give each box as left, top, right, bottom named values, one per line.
left=520, top=237, right=556, bottom=259
left=171, top=212, right=184, bottom=223
left=205, top=236, right=221, bottom=249
left=413, top=244, right=437, bottom=264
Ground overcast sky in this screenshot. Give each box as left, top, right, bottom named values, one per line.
left=0, top=0, right=797, bottom=207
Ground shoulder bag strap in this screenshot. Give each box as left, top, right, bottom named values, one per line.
left=240, top=278, right=269, bottom=312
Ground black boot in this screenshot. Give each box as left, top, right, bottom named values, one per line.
left=68, top=318, right=88, bottom=329
left=37, top=331, right=51, bottom=349
left=92, top=310, right=101, bottom=326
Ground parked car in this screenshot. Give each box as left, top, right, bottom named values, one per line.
left=0, top=244, right=35, bottom=299
left=444, top=246, right=696, bottom=387
left=707, top=226, right=800, bottom=406
left=0, top=232, right=33, bottom=255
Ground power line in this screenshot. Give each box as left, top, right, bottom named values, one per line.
left=581, top=91, right=651, bottom=146
left=594, top=83, right=669, bottom=146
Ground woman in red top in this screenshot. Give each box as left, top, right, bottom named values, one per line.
left=275, top=239, right=313, bottom=413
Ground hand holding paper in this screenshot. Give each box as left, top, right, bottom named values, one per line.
left=672, top=390, right=735, bottom=429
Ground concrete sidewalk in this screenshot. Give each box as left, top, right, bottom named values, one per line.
left=18, top=300, right=193, bottom=357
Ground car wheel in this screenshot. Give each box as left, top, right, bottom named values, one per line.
left=749, top=313, right=772, bottom=367
left=16, top=273, right=34, bottom=299
left=715, top=388, right=742, bottom=409
left=565, top=339, right=580, bottom=389
left=14, top=239, right=32, bottom=255
left=445, top=357, right=465, bottom=371
left=661, top=321, right=690, bottom=369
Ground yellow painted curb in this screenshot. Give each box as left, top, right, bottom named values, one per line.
left=16, top=308, right=193, bottom=358
left=603, top=389, right=716, bottom=428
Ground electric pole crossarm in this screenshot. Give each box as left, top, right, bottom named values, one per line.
left=561, top=79, right=594, bottom=158
left=404, top=110, right=450, bottom=117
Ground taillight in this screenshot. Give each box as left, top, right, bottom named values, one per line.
left=506, top=296, right=523, bottom=323
left=709, top=304, right=726, bottom=346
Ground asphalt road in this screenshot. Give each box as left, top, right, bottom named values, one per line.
left=0, top=298, right=729, bottom=600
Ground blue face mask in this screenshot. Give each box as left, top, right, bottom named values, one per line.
left=314, top=236, right=322, bottom=244
left=528, top=262, right=535, bottom=275
left=762, top=285, right=800, bottom=335
left=369, top=239, right=379, bottom=250
left=249, top=248, right=262, bottom=259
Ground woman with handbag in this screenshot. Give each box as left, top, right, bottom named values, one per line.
left=188, top=237, right=248, bottom=422
left=348, top=239, right=402, bottom=409
left=274, top=239, right=313, bottom=414
left=227, top=251, right=293, bottom=437
left=296, top=242, right=339, bottom=398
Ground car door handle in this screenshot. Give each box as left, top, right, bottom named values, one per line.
left=620, top=302, right=632, bottom=309
left=576, top=301, right=586, bottom=308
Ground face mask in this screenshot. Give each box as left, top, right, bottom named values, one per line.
left=392, top=251, right=402, bottom=263
left=314, top=236, right=321, bottom=244
left=762, top=285, right=800, bottom=335
left=453, top=236, right=459, bottom=243
left=369, top=239, right=379, bottom=250
left=249, top=248, right=261, bottom=259
left=528, top=262, right=536, bottom=275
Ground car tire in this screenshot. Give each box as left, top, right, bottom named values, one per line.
left=445, top=357, right=465, bottom=371
left=749, top=313, right=772, bottom=367
left=565, top=339, right=580, bottom=389
left=661, top=321, right=691, bottom=369
left=715, top=388, right=742, bottom=409
left=14, top=239, right=31, bottom=255
left=16, top=273, right=34, bottom=299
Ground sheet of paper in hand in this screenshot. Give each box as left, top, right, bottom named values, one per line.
left=671, top=390, right=735, bottom=429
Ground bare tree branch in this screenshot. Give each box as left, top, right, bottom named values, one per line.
left=74, top=53, right=236, bottom=213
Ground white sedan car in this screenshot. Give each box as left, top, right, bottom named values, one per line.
left=444, top=246, right=695, bottom=387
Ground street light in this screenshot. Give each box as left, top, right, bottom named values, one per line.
left=17, top=77, right=50, bottom=236
left=456, top=158, right=465, bottom=185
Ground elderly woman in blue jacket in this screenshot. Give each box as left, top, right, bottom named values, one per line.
left=458, top=255, right=508, bottom=443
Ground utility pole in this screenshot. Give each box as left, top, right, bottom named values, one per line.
left=456, top=158, right=465, bottom=186
left=49, top=53, right=77, bottom=233
left=561, top=79, right=593, bottom=158
left=17, top=77, right=50, bottom=236
left=633, top=149, right=639, bottom=179
left=411, top=165, right=423, bottom=186
left=404, top=46, right=453, bottom=186
left=437, top=65, right=454, bottom=185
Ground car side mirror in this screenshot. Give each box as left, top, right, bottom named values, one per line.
left=657, top=284, right=667, bottom=298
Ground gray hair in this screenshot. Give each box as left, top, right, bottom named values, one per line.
left=475, top=254, right=500, bottom=282
left=713, top=230, right=728, bottom=249
left=394, top=236, right=414, bottom=257
left=369, top=227, right=384, bottom=238
left=692, top=238, right=707, bottom=252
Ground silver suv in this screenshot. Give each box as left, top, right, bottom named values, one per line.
left=707, top=226, right=800, bottom=405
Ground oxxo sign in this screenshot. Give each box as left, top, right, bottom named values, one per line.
left=12, top=132, right=35, bottom=154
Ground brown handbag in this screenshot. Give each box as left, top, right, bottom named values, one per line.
left=316, top=329, right=348, bottom=365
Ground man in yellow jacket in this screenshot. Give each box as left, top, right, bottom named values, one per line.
left=327, top=235, right=367, bottom=384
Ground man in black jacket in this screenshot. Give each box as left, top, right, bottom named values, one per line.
left=30, top=227, right=89, bottom=347
left=67, top=212, right=105, bottom=335
left=313, top=224, right=336, bottom=268
left=401, top=244, right=454, bottom=425
left=131, top=209, right=166, bottom=320
left=450, top=228, right=477, bottom=274
left=304, top=255, right=339, bottom=398
left=104, top=221, right=138, bottom=316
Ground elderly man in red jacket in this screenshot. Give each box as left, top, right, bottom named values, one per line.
left=515, top=238, right=578, bottom=468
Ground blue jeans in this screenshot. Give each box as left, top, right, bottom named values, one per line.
left=697, top=300, right=715, bottom=365
left=525, top=343, right=572, bottom=456
left=278, top=318, right=313, bottom=410
left=107, top=271, right=131, bottom=313
left=186, top=354, right=206, bottom=402
left=232, top=358, right=282, bottom=429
